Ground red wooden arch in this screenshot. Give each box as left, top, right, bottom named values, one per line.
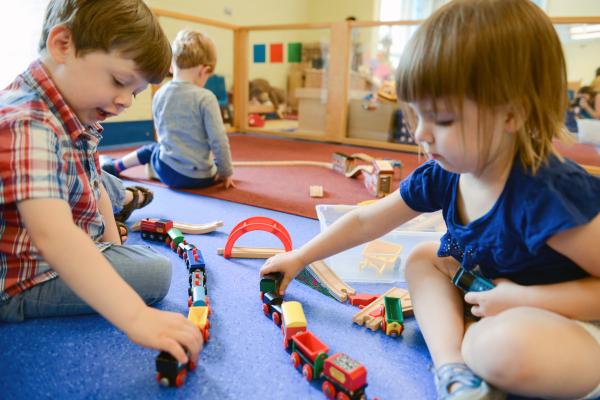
left=223, top=216, right=292, bottom=258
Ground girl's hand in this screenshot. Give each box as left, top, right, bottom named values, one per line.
left=464, top=279, right=525, bottom=318
left=260, top=250, right=306, bottom=295
left=124, top=306, right=204, bottom=365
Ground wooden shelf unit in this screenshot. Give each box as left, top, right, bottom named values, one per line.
left=151, top=10, right=600, bottom=156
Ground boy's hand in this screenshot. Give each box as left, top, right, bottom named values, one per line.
left=222, top=176, right=235, bottom=189
left=464, top=279, right=524, bottom=318
left=260, top=250, right=306, bottom=295
left=124, top=306, right=203, bottom=365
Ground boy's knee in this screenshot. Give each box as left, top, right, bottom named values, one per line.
left=142, top=252, right=171, bottom=302
left=107, top=245, right=172, bottom=303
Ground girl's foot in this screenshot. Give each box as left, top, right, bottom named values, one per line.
left=434, top=363, right=505, bottom=400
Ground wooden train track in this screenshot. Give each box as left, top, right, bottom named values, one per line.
left=352, top=287, right=413, bottom=331
left=233, top=160, right=333, bottom=168
left=216, top=247, right=286, bottom=258
left=306, top=260, right=356, bottom=302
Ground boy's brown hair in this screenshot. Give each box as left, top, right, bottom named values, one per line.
left=396, top=0, right=569, bottom=173
left=172, top=30, right=217, bottom=72
left=39, top=0, right=171, bottom=84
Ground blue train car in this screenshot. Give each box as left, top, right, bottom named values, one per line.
left=186, top=248, right=206, bottom=273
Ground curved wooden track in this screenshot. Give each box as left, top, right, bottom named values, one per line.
left=131, top=220, right=223, bottom=235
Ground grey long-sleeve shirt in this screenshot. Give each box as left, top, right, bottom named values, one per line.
left=152, top=80, right=233, bottom=179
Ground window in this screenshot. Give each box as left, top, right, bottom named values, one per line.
left=376, top=0, right=448, bottom=68
left=0, top=1, right=47, bottom=88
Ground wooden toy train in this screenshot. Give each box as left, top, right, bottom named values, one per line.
left=139, top=218, right=211, bottom=387
left=260, top=273, right=370, bottom=400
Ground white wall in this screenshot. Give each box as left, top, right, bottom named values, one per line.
left=548, top=0, right=600, bottom=84
left=546, top=0, right=600, bottom=16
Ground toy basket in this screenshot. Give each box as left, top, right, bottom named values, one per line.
left=316, top=205, right=445, bottom=283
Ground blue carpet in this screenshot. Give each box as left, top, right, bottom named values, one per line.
left=0, top=181, right=565, bottom=400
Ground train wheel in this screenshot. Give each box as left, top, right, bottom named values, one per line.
left=273, top=312, right=281, bottom=326
left=262, top=304, right=269, bottom=316
left=157, top=374, right=170, bottom=387
left=188, top=297, right=192, bottom=307
left=283, top=337, right=289, bottom=350
left=175, top=368, right=187, bottom=387
left=260, top=292, right=264, bottom=301
left=188, top=359, right=197, bottom=371
left=381, top=320, right=387, bottom=334
left=290, top=352, right=301, bottom=368
left=336, top=392, right=351, bottom=400
left=302, top=364, right=314, bottom=381
left=166, top=237, right=171, bottom=247
left=322, top=381, right=336, bottom=399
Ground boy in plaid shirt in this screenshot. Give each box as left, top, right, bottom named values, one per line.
left=0, top=0, right=202, bottom=365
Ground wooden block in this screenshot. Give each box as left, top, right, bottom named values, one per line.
left=309, top=185, right=324, bottom=198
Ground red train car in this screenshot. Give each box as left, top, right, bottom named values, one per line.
left=140, top=218, right=174, bottom=242
left=321, top=353, right=368, bottom=400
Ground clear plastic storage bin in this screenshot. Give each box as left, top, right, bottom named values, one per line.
left=316, top=205, right=445, bottom=283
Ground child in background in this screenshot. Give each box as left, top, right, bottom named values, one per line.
left=572, top=86, right=600, bottom=120
left=102, top=30, right=235, bottom=190
left=261, top=1, right=600, bottom=399
left=0, top=0, right=202, bottom=365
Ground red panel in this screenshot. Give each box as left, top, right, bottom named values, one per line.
left=270, top=43, right=283, bottom=63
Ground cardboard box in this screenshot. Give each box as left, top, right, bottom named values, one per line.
left=295, top=88, right=328, bottom=133
left=294, top=88, right=372, bottom=134
left=347, top=99, right=397, bottom=141
left=304, top=68, right=369, bottom=91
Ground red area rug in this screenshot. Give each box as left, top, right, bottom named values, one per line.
left=102, top=134, right=599, bottom=219
left=102, top=133, right=426, bottom=219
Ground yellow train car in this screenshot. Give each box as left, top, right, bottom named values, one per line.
left=281, top=301, right=307, bottom=349
left=188, top=306, right=210, bottom=343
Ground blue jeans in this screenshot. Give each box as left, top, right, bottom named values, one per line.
left=0, top=245, right=171, bottom=322
left=137, top=143, right=217, bottom=189
left=101, top=171, right=126, bottom=214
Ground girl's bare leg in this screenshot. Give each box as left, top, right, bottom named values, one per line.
left=404, top=242, right=465, bottom=367
left=463, top=307, right=600, bottom=399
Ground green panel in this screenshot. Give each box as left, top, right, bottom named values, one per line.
left=287, top=42, right=302, bottom=63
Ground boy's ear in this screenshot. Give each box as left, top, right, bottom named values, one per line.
left=46, top=24, right=75, bottom=64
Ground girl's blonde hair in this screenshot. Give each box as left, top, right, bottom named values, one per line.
left=396, top=0, right=569, bottom=173
left=172, top=30, right=217, bottom=71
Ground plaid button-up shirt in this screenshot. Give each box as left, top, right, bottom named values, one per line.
left=0, top=60, right=110, bottom=302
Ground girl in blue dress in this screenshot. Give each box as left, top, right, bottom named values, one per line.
left=261, top=1, right=600, bottom=399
